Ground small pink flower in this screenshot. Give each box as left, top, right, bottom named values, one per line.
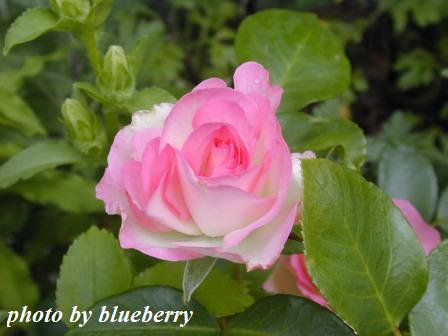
left=96, top=62, right=307, bottom=270
left=264, top=198, right=441, bottom=306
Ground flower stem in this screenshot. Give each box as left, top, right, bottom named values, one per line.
left=78, top=28, right=102, bottom=76
left=103, top=107, right=120, bottom=143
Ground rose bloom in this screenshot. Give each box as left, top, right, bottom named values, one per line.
left=97, top=62, right=306, bottom=270
left=264, top=199, right=442, bottom=307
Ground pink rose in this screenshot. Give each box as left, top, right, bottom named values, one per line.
left=264, top=198, right=441, bottom=306
left=96, top=62, right=304, bottom=270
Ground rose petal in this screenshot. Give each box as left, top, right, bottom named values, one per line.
left=393, top=199, right=441, bottom=255
left=289, top=254, right=328, bottom=308
left=225, top=204, right=298, bottom=270
left=119, top=213, right=203, bottom=261
left=193, top=78, right=228, bottom=91
left=262, top=256, right=302, bottom=295
left=175, top=151, right=275, bottom=237
left=233, top=61, right=283, bottom=112
left=222, top=144, right=295, bottom=248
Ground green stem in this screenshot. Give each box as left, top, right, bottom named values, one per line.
left=78, top=28, right=102, bottom=76
left=103, top=106, right=120, bottom=144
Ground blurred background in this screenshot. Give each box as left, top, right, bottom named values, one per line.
left=0, top=0, right=447, bottom=334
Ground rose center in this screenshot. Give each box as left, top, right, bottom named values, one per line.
left=198, top=127, right=247, bottom=177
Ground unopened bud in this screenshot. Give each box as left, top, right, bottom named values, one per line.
left=61, top=98, right=105, bottom=155
left=98, top=46, right=135, bottom=97
left=50, top=0, right=112, bottom=27
left=50, top=0, right=91, bottom=22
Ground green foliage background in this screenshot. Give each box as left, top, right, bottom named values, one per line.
left=0, top=0, right=447, bottom=335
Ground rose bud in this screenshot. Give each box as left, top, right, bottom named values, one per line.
left=97, top=46, right=135, bottom=98
left=61, top=98, right=105, bottom=155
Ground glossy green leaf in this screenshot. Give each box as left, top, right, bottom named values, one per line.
left=3, top=8, right=59, bottom=55
left=235, top=9, right=350, bottom=113
left=0, top=242, right=39, bottom=310
left=378, top=146, right=438, bottom=221
left=125, top=87, right=176, bottom=112
left=279, top=113, right=366, bottom=169
left=134, top=261, right=254, bottom=317
left=0, top=140, right=83, bottom=188
left=66, top=286, right=220, bottom=335
left=183, top=257, right=217, bottom=303
left=410, top=241, right=448, bottom=335
left=302, top=159, right=428, bottom=336
left=56, top=227, right=132, bottom=326
left=0, top=90, right=46, bottom=136
left=223, top=295, right=354, bottom=336
left=10, top=170, right=102, bottom=213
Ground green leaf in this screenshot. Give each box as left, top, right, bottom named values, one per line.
left=125, top=87, right=176, bottom=112
left=183, top=257, right=217, bottom=303
left=394, top=48, right=437, bottom=90
left=0, top=140, right=83, bottom=188
left=301, top=159, right=428, bottom=336
left=279, top=112, right=366, bottom=169
left=0, top=56, right=46, bottom=93
left=0, top=90, right=46, bottom=136
left=235, top=9, right=350, bottom=113
left=436, top=186, right=448, bottom=226
left=3, top=8, right=59, bottom=55
left=0, top=241, right=39, bottom=310
left=378, top=146, right=438, bottom=221
left=281, top=239, right=304, bottom=255
left=10, top=170, right=102, bottom=213
left=134, top=262, right=254, bottom=317
left=66, top=286, right=220, bottom=335
left=223, top=295, right=354, bottom=336
left=410, top=241, right=448, bottom=335
left=56, top=227, right=132, bottom=326
left=74, top=82, right=104, bottom=102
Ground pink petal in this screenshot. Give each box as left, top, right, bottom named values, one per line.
left=225, top=204, right=298, bottom=270
left=393, top=199, right=441, bottom=255
left=289, top=254, right=329, bottom=308
left=192, top=98, right=254, bottom=151
left=161, top=88, right=262, bottom=150
left=181, top=123, right=250, bottom=178
left=175, top=150, right=275, bottom=237
left=233, top=62, right=283, bottom=112
left=262, top=257, right=301, bottom=295
left=119, top=213, right=203, bottom=261
left=96, top=168, right=126, bottom=215
left=222, top=143, right=293, bottom=248
left=193, top=78, right=228, bottom=91
left=145, top=173, right=201, bottom=235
